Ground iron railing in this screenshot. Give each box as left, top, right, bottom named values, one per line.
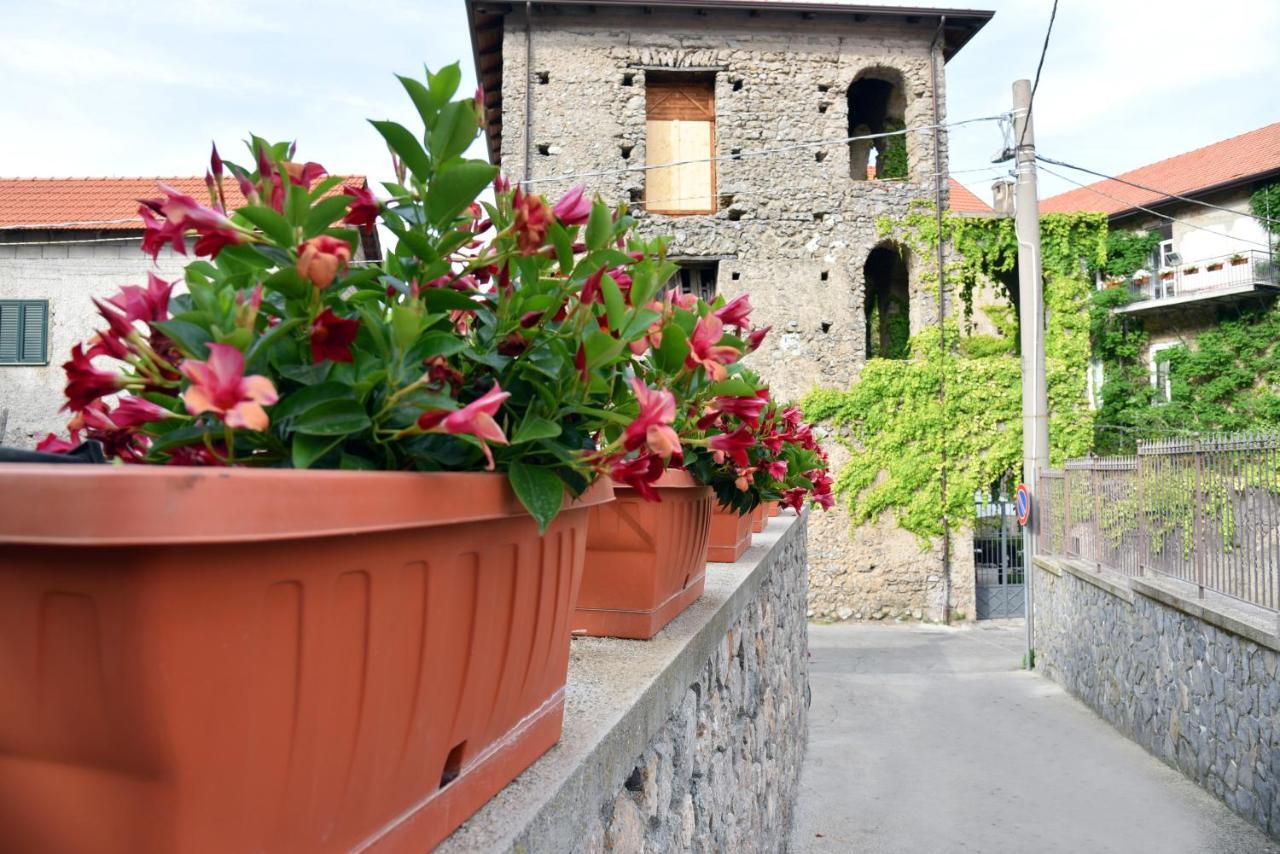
left=1116, top=249, right=1279, bottom=304
left=1038, top=432, right=1280, bottom=613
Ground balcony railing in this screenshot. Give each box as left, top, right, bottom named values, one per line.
left=1106, top=249, right=1279, bottom=308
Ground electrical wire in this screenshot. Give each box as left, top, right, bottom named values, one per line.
left=1019, top=0, right=1060, bottom=148
left=1037, top=153, right=1280, bottom=227
left=1037, top=164, right=1274, bottom=251
left=522, top=114, right=1006, bottom=185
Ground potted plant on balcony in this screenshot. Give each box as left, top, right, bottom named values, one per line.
left=0, top=66, right=678, bottom=854
left=1182, top=264, right=1199, bottom=275
left=1206, top=260, right=1224, bottom=272
left=1132, top=268, right=1151, bottom=286
left=1158, top=269, right=1175, bottom=282
left=1230, top=253, right=1248, bottom=266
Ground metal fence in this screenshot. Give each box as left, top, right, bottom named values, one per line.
left=1123, top=249, right=1279, bottom=303
left=1038, top=432, right=1280, bottom=613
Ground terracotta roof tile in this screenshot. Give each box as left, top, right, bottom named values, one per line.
left=0, top=175, right=368, bottom=231
left=948, top=178, right=993, bottom=214
left=1040, top=122, right=1280, bottom=216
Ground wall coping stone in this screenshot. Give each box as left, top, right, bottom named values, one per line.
left=437, top=510, right=808, bottom=852
left=1035, top=553, right=1280, bottom=653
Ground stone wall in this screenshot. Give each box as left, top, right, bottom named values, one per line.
left=439, top=512, right=809, bottom=852
left=1034, top=555, right=1280, bottom=838
left=497, top=5, right=968, bottom=623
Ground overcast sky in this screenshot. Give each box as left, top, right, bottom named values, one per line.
left=3, top=0, right=1277, bottom=207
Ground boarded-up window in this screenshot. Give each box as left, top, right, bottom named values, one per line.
left=645, top=73, right=715, bottom=214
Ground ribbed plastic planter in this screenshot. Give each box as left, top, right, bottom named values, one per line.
left=576, top=471, right=712, bottom=640
left=708, top=504, right=753, bottom=563
left=0, top=465, right=612, bottom=854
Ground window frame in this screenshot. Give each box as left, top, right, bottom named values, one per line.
left=0, top=299, right=49, bottom=366
left=1148, top=342, right=1178, bottom=404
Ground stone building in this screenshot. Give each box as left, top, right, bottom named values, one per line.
left=1041, top=123, right=1280, bottom=406
left=466, top=0, right=994, bottom=622
left=0, top=177, right=379, bottom=447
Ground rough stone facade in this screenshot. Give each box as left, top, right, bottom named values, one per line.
left=1035, top=556, right=1280, bottom=838
left=572, top=516, right=809, bottom=853
left=491, top=4, right=975, bottom=623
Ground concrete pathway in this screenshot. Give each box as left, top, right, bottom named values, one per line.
left=792, top=621, right=1279, bottom=854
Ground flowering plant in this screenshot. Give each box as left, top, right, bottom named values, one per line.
left=41, top=65, right=732, bottom=530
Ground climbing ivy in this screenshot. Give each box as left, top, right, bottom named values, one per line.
left=802, top=203, right=1105, bottom=539
left=1103, top=229, right=1161, bottom=278
left=1250, top=181, right=1280, bottom=237
left=875, top=117, right=908, bottom=180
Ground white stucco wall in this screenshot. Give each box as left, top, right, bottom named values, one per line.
left=0, top=239, right=185, bottom=447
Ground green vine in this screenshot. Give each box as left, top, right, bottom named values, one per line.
left=1103, top=229, right=1160, bottom=278
left=875, top=117, right=908, bottom=180
left=802, top=204, right=1105, bottom=539
left=1250, top=181, right=1280, bottom=237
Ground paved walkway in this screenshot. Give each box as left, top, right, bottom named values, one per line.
left=792, top=621, right=1278, bottom=854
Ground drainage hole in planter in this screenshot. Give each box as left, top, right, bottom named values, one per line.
left=440, top=741, right=467, bottom=789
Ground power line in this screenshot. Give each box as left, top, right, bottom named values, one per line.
left=1037, top=164, right=1274, bottom=251
left=523, top=114, right=1006, bottom=185
left=1019, top=0, right=1060, bottom=148
left=1037, top=153, right=1280, bottom=227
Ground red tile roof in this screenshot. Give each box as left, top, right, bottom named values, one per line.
left=0, top=176, right=369, bottom=231
left=1040, top=122, right=1280, bottom=216
left=948, top=178, right=993, bottom=214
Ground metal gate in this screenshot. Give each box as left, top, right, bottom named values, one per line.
left=974, top=492, right=1025, bottom=619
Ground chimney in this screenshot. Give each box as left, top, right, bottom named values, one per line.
left=992, top=179, right=1015, bottom=216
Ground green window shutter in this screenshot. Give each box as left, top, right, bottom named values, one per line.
left=0, top=300, right=49, bottom=364
left=21, top=301, right=47, bottom=363
left=0, top=303, right=19, bottom=363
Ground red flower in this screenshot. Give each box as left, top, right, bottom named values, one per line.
left=107, top=273, right=173, bottom=325
left=309, top=308, right=360, bottom=363
left=766, top=459, right=788, bottom=481
left=707, top=424, right=755, bottom=467
left=296, top=235, right=352, bottom=289
left=179, top=343, right=278, bottom=431
left=685, top=314, right=741, bottom=381
left=63, top=344, right=124, bottom=411
left=284, top=160, right=328, bottom=190
left=782, top=487, right=807, bottom=513
left=714, top=294, right=753, bottom=328
left=68, top=401, right=151, bottom=463
left=713, top=394, right=767, bottom=427
left=512, top=187, right=551, bottom=256
left=610, top=453, right=666, bottom=502
left=342, top=183, right=379, bottom=233
left=138, top=183, right=244, bottom=260
left=623, top=378, right=681, bottom=460
left=36, top=433, right=78, bottom=454
left=111, top=395, right=170, bottom=428
left=746, top=325, right=771, bottom=352
left=167, top=445, right=227, bottom=467
left=417, top=382, right=511, bottom=470
left=552, top=185, right=591, bottom=226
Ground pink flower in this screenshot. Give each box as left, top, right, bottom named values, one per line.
left=767, top=459, right=788, bottom=481
left=623, top=378, right=681, bottom=460
left=707, top=424, right=755, bottom=468
left=111, top=396, right=170, bottom=428
left=511, top=188, right=551, bottom=256
left=62, top=344, right=124, bottom=412
left=107, top=273, right=173, bottom=325
left=552, top=185, right=592, bottom=225
left=36, top=433, right=79, bottom=454
left=746, top=325, right=771, bottom=351
left=296, top=235, right=352, bottom=289
left=138, top=183, right=244, bottom=260
left=714, top=294, right=753, bottom=328
left=610, top=453, right=666, bottom=502
left=284, top=160, right=328, bottom=190
left=179, top=343, right=278, bottom=431
left=685, top=314, right=741, bottom=382
left=417, top=382, right=511, bottom=470
left=713, top=394, right=767, bottom=428
left=309, top=308, right=360, bottom=363
left=342, top=183, right=379, bottom=233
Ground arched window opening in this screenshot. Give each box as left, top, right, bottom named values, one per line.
left=848, top=70, right=907, bottom=181
left=864, top=245, right=910, bottom=359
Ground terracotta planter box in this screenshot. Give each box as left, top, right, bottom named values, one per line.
left=751, top=504, right=767, bottom=533
left=708, top=504, right=753, bottom=563
left=767, top=500, right=781, bottom=518
left=0, top=465, right=612, bottom=854
left=576, top=471, right=712, bottom=639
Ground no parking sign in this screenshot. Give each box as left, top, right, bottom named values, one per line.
left=1015, top=483, right=1031, bottom=526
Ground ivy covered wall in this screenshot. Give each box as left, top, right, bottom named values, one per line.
left=803, top=204, right=1106, bottom=539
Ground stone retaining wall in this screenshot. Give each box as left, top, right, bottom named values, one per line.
left=440, top=511, right=809, bottom=852
left=1034, top=555, right=1280, bottom=838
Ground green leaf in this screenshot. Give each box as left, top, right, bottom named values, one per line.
left=237, top=205, right=296, bottom=247
left=548, top=221, right=575, bottom=274
left=508, top=462, right=564, bottom=534
left=398, top=74, right=436, bottom=126
left=584, top=198, right=611, bottom=251
left=654, top=323, right=690, bottom=373
left=304, top=195, right=353, bottom=238
left=270, top=381, right=353, bottom=421
left=245, top=317, right=304, bottom=371
left=428, top=63, right=462, bottom=111
left=262, top=268, right=310, bottom=300
left=423, top=287, right=483, bottom=313
left=391, top=305, right=420, bottom=352
left=292, top=433, right=344, bottom=469
left=583, top=327, right=623, bottom=368
left=427, top=160, right=498, bottom=229
left=601, top=273, right=625, bottom=331
left=291, top=399, right=372, bottom=436
left=284, top=183, right=309, bottom=227
left=621, top=308, right=662, bottom=341
left=415, top=331, right=468, bottom=359
left=151, top=320, right=211, bottom=359
left=710, top=377, right=757, bottom=397
left=148, top=424, right=212, bottom=455
left=370, top=119, right=432, bottom=179
left=428, top=101, right=479, bottom=164
left=512, top=417, right=561, bottom=445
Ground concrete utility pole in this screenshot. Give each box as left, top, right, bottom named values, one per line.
left=1013, top=79, right=1048, bottom=664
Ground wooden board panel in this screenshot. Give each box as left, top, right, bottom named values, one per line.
left=646, top=75, right=714, bottom=121
left=645, top=119, right=713, bottom=213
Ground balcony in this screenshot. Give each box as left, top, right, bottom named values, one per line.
left=1108, top=250, right=1280, bottom=315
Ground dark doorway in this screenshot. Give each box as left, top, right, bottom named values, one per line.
left=863, top=244, right=910, bottom=359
